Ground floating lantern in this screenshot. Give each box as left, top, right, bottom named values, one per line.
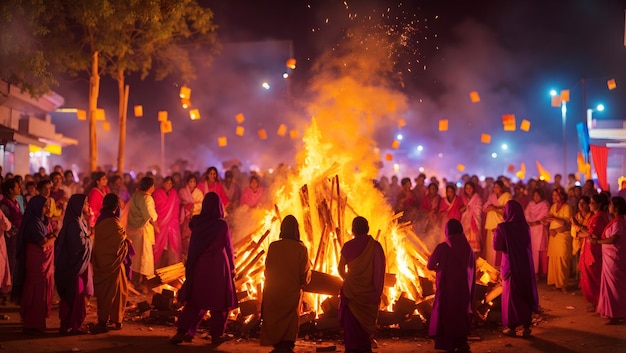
left=235, top=126, right=244, bottom=136
left=277, top=124, right=287, bottom=136
left=607, top=79, right=617, bottom=90
left=218, top=136, right=227, bottom=147
left=480, top=133, right=491, bottom=144
left=179, top=85, right=191, bottom=99
left=235, top=113, right=245, bottom=124
left=438, top=119, right=448, bottom=131
left=469, top=91, right=480, bottom=103
left=286, top=58, right=296, bottom=70
left=520, top=119, right=531, bottom=132
left=160, top=120, right=172, bottom=134
left=189, top=109, right=200, bottom=120
left=258, top=129, right=268, bottom=140
left=134, top=105, right=143, bottom=118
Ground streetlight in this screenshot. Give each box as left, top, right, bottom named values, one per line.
left=551, top=89, right=568, bottom=176
left=586, top=103, right=605, bottom=130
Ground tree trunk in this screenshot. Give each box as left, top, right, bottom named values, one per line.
left=88, top=51, right=100, bottom=171
left=116, top=69, right=129, bottom=174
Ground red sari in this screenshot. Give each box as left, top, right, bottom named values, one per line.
left=153, top=188, right=182, bottom=266
left=579, top=211, right=608, bottom=306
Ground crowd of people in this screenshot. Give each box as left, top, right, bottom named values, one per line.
left=0, top=162, right=624, bottom=353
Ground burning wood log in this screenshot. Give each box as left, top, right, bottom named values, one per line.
left=303, top=270, right=342, bottom=295
left=393, top=296, right=417, bottom=316
left=146, top=262, right=186, bottom=289
left=235, top=230, right=270, bottom=268
left=320, top=296, right=339, bottom=317
left=299, top=311, right=316, bottom=326
left=384, top=273, right=397, bottom=287
left=239, top=299, right=261, bottom=316
left=299, top=184, right=314, bottom=245
left=236, top=249, right=265, bottom=281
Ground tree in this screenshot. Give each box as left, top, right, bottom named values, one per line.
left=1, top=0, right=218, bottom=172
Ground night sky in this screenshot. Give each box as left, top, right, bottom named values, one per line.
left=53, top=0, right=626, bottom=179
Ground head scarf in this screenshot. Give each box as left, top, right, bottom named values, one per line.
left=198, top=191, right=224, bottom=220
left=63, top=194, right=87, bottom=226
left=503, top=200, right=527, bottom=224
left=279, top=215, right=300, bottom=241
left=445, top=218, right=468, bottom=247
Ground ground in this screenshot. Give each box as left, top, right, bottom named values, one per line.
left=0, top=281, right=624, bottom=353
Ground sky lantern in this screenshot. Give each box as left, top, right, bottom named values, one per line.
left=551, top=95, right=562, bottom=107
left=385, top=153, right=393, bottom=161
left=457, top=164, right=465, bottom=171
left=235, top=126, right=244, bottom=136
left=218, top=136, right=227, bottom=147
left=469, top=91, right=480, bottom=103
left=158, top=111, right=168, bottom=122
left=480, top=133, right=491, bottom=144
left=507, top=164, right=515, bottom=173
left=77, top=109, right=87, bottom=120
left=160, top=120, right=172, bottom=134
left=397, top=118, right=406, bottom=127
left=607, top=78, right=617, bottom=90
left=560, top=89, right=570, bottom=102
left=286, top=58, right=296, bottom=70
left=95, top=108, right=106, bottom=121
left=391, top=139, right=400, bottom=149
left=502, top=114, right=516, bottom=131
left=520, top=119, right=531, bottom=132
left=235, top=113, right=245, bottom=124
left=277, top=124, right=287, bottom=136
left=134, top=105, right=143, bottom=117
left=289, top=129, right=300, bottom=139
left=181, top=98, right=191, bottom=109
left=438, top=119, right=448, bottom=131
left=258, top=129, right=268, bottom=140
left=102, top=121, right=110, bottom=131
left=179, top=85, right=191, bottom=99
left=189, top=109, right=200, bottom=120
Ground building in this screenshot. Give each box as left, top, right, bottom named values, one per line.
left=0, top=81, right=77, bottom=176
left=587, top=116, right=626, bottom=192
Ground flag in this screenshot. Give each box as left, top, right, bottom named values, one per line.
left=590, top=144, right=610, bottom=190
left=535, top=161, right=552, bottom=182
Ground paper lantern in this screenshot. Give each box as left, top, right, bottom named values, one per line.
left=218, top=136, right=227, bottom=147
left=286, top=58, right=296, bottom=70
left=607, top=79, right=617, bottom=90
left=560, top=89, right=570, bottom=103
left=480, top=133, right=491, bottom=144
left=507, top=164, right=515, bottom=173
left=397, top=118, right=406, bottom=128
left=77, top=109, right=87, bottom=121
left=392, top=140, right=400, bottom=149
left=189, top=109, right=200, bottom=120
left=181, top=98, right=191, bottom=109
left=258, top=129, right=268, bottom=140
left=289, top=129, right=299, bottom=139
left=160, top=120, right=172, bottom=134
left=457, top=164, right=465, bottom=172
left=438, top=119, right=449, bottom=131
left=134, top=105, right=143, bottom=118
left=385, top=153, right=393, bottom=161
left=235, top=126, right=244, bottom=136
left=179, top=85, right=191, bottom=99
left=469, top=91, right=480, bottom=103
left=235, top=113, right=245, bottom=124
left=277, top=124, right=287, bottom=136
left=95, top=108, right=105, bottom=121
left=102, top=121, right=110, bottom=131
left=520, top=119, right=531, bottom=132
left=551, top=95, right=561, bottom=107
left=502, top=114, right=516, bottom=131
left=158, top=111, right=168, bottom=122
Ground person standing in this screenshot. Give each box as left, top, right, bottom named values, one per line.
left=54, top=194, right=92, bottom=335
left=87, top=172, right=109, bottom=227
left=178, top=175, right=203, bottom=259
left=153, top=176, right=182, bottom=268
left=427, top=219, right=475, bottom=352
left=197, top=167, right=229, bottom=208
left=170, top=192, right=237, bottom=345
left=126, top=177, right=158, bottom=293
left=261, top=215, right=311, bottom=353
left=590, top=196, right=626, bottom=325
left=337, top=216, right=386, bottom=353
left=1, top=178, right=23, bottom=284
left=525, top=189, right=550, bottom=278
left=546, top=187, right=572, bottom=293
left=578, top=194, right=609, bottom=312
left=13, top=196, right=56, bottom=334
left=91, top=193, right=131, bottom=333
left=493, top=200, right=539, bottom=337
left=460, top=181, right=483, bottom=256
left=483, top=180, right=511, bottom=268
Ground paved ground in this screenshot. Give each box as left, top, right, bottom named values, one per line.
left=0, top=280, right=624, bottom=353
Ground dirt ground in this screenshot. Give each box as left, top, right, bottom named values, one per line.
left=0, top=280, right=624, bottom=353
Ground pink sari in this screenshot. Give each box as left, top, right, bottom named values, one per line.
left=22, top=243, right=54, bottom=330
left=240, top=186, right=265, bottom=208
left=597, top=216, right=626, bottom=318
left=460, top=193, right=482, bottom=252
left=579, top=211, right=607, bottom=306
left=524, top=200, right=549, bottom=274
left=153, top=188, right=182, bottom=266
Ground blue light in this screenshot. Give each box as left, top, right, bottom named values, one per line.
left=597, top=104, right=605, bottom=112
left=501, top=143, right=508, bottom=150
left=491, top=152, right=498, bottom=158
left=550, top=89, right=557, bottom=96
left=396, top=134, right=403, bottom=141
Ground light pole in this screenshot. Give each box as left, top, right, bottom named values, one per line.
left=551, top=90, right=568, bottom=176
left=586, top=104, right=605, bottom=130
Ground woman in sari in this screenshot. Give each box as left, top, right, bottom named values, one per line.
left=261, top=215, right=311, bottom=353
left=546, top=187, right=572, bottom=293
left=240, top=175, right=265, bottom=208
left=524, top=189, right=550, bottom=277
left=460, top=181, right=483, bottom=256
left=590, top=196, right=626, bottom=325
left=419, top=183, right=442, bottom=236
left=54, top=194, right=92, bottom=334
left=483, top=180, right=511, bottom=267
left=494, top=200, right=538, bottom=337
left=170, top=192, right=237, bottom=345
left=178, top=175, right=203, bottom=258
left=427, top=219, right=474, bottom=353
left=91, top=193, right=130, bottom=333
left=153, top=176, right=181, bottom=267
left=1, top=178, right=23, bottom=285
left=439, top=183, right=464, bottom=225
left=197, top=167, right=229, bottom=208
left=13, top=196, right=56, bottom=334
left=577, top=194, right=609, bottom=312
left=87, top=172, right=109, bottom=227
left=570, top=196, right=591, bottom=280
